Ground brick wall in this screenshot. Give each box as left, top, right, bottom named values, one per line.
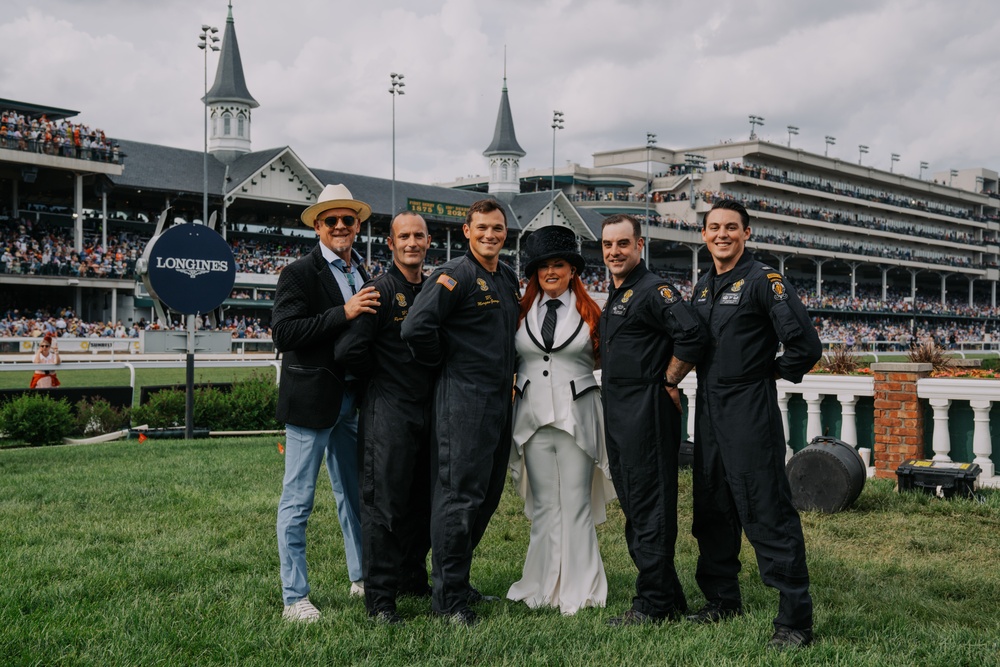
left=871, top=362, right=933, bottom=479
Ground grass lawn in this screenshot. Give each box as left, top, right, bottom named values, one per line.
left=1, top=437, right=998, bottom=666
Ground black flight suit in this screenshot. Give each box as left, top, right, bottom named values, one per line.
left=400, top=251, right=520, bottom=615
left=691, top=251, right=822, bottom=632
left=599, top=260, right=704, bottom=619
left=335, top=264, right=433, bottom=616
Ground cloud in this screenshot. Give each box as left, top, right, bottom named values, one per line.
left=3, top=0, right=1000, bottom=184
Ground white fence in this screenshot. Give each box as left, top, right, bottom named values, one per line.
left=677, top=373, right=998, bottom=489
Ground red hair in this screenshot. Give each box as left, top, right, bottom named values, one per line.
left=519, top=274, right=602, bottom=362
left=42, top=334, right=54, bottom=345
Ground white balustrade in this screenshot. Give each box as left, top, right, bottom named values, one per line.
left=918, top=379, right=998, bottom=487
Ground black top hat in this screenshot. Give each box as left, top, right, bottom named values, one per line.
left=523, top=225, right=585, bottom=278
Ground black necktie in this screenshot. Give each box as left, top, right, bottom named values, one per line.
left=542, top=300, right=562, bottom=350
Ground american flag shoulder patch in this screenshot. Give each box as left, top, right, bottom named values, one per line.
left=437, top=274, right=458, bottom=291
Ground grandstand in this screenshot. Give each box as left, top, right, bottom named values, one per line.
left=2, top=4, right=998, bottom=351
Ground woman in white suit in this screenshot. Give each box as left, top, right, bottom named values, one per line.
left=507, top=225, right=615, bottom=616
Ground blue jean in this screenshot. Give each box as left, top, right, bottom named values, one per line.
left=277, top=391, right=363, bottom=606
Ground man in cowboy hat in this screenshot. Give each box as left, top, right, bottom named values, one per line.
left=273, top=183, right=381, bottom=622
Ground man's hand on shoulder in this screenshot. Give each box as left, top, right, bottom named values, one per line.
left=344, top=285, right=380, bottom=320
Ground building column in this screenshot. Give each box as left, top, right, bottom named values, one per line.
left=848, top=262, right=860, bottom=300
left=686, top=243, right=700, bottom=287
left=871, top=362, right=932, bottom=479
left=940, top=273, right=949, bottom=307
left=881, top=267, right=889, bottom=301
left=909, top=268, right=919, bottom=301
left=992, top=280, right=997, bottom=309
left=814, top=259, right=826, bottom=297
left=101, top=191, right=108, bottom=249
left=366, top=220, right=372, bottom=268
left=74, top=173, right=84, bottom=253
left=446, top=227, right=452, bottom=262
left=515, top=231, right=521, bottom=277
left=968, top=276, right=975, bottom=308
left=111, top=287, right=118, bottom=325
left=777, top=254, right=787, bottom=275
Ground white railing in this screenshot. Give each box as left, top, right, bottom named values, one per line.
left=0, top=336, right=274, bottom=357
left=677, top=373, right=877, bottom=474
left=917, top=378, right=997, bottom=487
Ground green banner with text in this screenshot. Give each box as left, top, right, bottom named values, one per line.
left=407, top=199, right=469, bottom=220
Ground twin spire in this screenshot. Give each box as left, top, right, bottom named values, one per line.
left=206, top=6, right=525, bottom=188
left=205, top=1, right=257, bottom=162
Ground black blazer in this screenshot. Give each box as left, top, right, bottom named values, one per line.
left=272, top=244, right=368, bottom=429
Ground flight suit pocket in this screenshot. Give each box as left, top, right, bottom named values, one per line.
left=622, top=459, right=667, bottom=556
left=735, top=469, right=786, bottom=545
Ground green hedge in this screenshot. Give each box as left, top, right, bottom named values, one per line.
left=131, top=374, right=281, bottom=431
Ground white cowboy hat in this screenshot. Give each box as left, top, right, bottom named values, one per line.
left=300, top=183, right=372, bottom=227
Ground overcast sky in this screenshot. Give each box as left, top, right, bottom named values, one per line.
left=3, top=0, right=1000, bottom=186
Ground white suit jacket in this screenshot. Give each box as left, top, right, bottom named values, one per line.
left=510, top=290, right=616, bottom=522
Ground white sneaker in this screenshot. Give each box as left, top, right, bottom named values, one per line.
left=283, top=597, right=321, bottom=623
left=350, top=580, right=365, bottom=597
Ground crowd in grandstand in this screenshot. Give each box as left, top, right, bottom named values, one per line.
left=698, top=192, right=988, bottom=267
left=0, top=307, right=271, bottom=340
left=813, top=317, right=996, bottom=349
left=710, top=159, right=1000, bottom=227
left=1, top=220, right=141, bottom=278
left=1, top=109, right=120, bottom=163
left=802, top=284, right=1000, bottom=318
left=749, top=227, right=976, bottom=267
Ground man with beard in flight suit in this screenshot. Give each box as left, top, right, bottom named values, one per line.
left=335, top=212, right=434, bottom=626
left=687, top=199, right=821, bottom=650
left=400, top=198, right=520, bottom=626
left=599, top=213, right=704, bottom=626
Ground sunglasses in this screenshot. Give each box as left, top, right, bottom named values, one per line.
left=319, top=215, right=357, bottom=228
left=40, top=344, right=51, bottom=348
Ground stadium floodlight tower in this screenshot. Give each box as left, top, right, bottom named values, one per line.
left=198, top=25, right=220, bottom=225
left=550, top=110, right=564, bottom=224
left=787, top=125, right=799, bottom=147
left=644, top=132, right=657, bottom=263
left=919, top=161, right=929, bottom=179
left=389, top=72, right=405, bottom=215
left=824, top=135, right=836, bottom=157
left=685, top=153, right=707, bottom=211
left=858, top=144, right=869, bottom=165
left=748, top=115, right=764, bottom=140
left=890, top=153, right=900, bottom=173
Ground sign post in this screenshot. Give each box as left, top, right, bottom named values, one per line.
left=136, top=222, right=236, bottom=439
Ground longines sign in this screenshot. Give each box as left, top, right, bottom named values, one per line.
left=139, top=224, right=236, bottom=314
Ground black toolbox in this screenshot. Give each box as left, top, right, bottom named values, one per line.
left=895, top=459, right=981, bottom=499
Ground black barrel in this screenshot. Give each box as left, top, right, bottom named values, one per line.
left=785, top=436, right=866, bottom=513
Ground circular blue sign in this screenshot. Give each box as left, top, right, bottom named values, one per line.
left=142, top=224, right=236, bottom=314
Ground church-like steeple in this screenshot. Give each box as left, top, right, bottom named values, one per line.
left=205, top=2, right=259, bottom=162
left=483, top=67, right=525, bottom=197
